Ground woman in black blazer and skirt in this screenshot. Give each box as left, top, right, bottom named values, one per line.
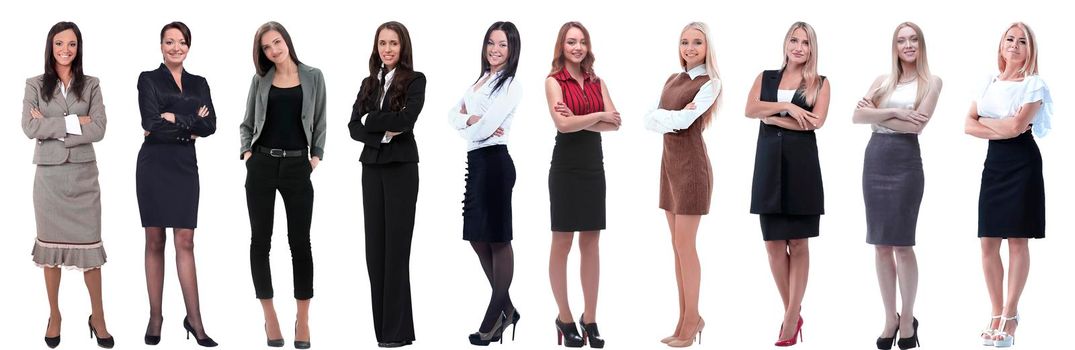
left=964, top=22, right=1051, bottom=348
left=348, top=21, right=426, bottom=348
left=136, top=21, right=217, bottom=347
left=744, top=22, right=830, bottom=347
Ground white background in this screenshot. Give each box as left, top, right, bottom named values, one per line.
left=0, top=0, right=1069, bottom=349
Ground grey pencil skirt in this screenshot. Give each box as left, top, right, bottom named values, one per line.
left=863, top=133, right=924, bottom=246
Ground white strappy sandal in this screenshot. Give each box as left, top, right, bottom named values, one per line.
left=993, top=314, right=1019, bottom=348
left=981, top=315, right=1001, bottom=346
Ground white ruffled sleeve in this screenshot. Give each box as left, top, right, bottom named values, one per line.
left=1022, top=75, right=1053, bottom=138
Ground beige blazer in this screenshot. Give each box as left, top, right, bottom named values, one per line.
left=21, top=75, right=107, bottom=165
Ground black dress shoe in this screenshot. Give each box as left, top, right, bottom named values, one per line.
left=183, top=316, right=218, bottom=347
left=88, top=315, right=115, bottom=349
left=378, top=340, right=412, bottom=347
left=44, top=317, right=61, bottom=348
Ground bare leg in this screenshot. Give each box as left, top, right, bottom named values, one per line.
left=874, top=245, right=898, bottom=338
left=296, top=298, right=311, bottom=342
left=764, top=241, right=791, bottom=311
left=999, top=239, right=1029, bottom=338
left=672, top=214, right=703, bottom=337
left=578, top=231, right=601, bottom=323
left=84, top=268, right=111, bottom=338
left=779, top=239, right=809, bottom=341
left=261, top=299, right=282, bottom=341
left=664, top=211, right=684, bottom=339
left=894, top=246, right=919, bottom=337
left=550, top=232, right=575, bottom=322
left=44, top=267, right=62, bottom=338
left=174, top=228, right=210, bottom=338
left=144, top=227, right=166, bottom=337
left=981, top=238, right=1004, bottom=333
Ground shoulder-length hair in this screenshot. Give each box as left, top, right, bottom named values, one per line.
left=871, top=22, right=933, bottom=108
left=549, top=21, right=596, bottom=79
left=997, top=22, right=1039, bottom=76
left=356, top=21, right=415, bottom=112
left=782, top=21, right=822, bottom=106
left=479, top=21, right=521, bottom=94
left=252, top=21, right=302, bottom=76
left=42, top=21, right=86, bottom=103
left=680, top=22, right=722, bottom=128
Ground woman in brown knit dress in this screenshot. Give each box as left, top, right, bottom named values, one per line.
left=643, top=22, right=721, bottom=348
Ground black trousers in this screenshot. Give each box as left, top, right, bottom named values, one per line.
left=362, top=162, right=418, bottom=342
left=246, top=153, right=315, bottom=300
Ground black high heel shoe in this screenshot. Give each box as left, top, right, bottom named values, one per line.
left=469, top=311, right=508, bottom=346
left=294, top=320, right=311, bottom=349
left=44, top=317, right=60, bottom=348
left=876, top=313, right=899, bottom=350
left=579, top=314, right=604, bottom=348
left=505, top=310, right=521, bottom=341
left=265, top=323, right=285, bottom=347
left=183, top=316, right=218, bottom=347
left=145, top=317, right=161, bottom=345
left=88, top=315, right=115, bottom=349
left=554, top=317, right=584, bottom=348
left=896, top=317, right=919, bottom=349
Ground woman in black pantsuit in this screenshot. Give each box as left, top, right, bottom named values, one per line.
left=965, top=22, right=1051, bottom=348
left=744, top=22, right=830, bottom=347
left=136, top=21, right=217, bottom=347
left=239, top=21, right=327, bottom=349
left=348, top=21, right=426, bottom=349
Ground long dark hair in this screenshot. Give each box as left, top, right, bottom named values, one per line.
left=253, top=21, right=302, bottom=76
left=42, top=21, right=85, bottom=103
left=477, top=21, right=520, bottom=95
left=356, top=21, right=414, bottom=112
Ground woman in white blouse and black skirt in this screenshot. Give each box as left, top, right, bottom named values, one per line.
left=964, top=22, right=1051, bottom=349
left=447, top=21, right=522, bottom=346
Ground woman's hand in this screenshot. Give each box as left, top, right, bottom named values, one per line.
left=786, top=104, right=818, bottom=129
left=309, top=156, right=320, bottom=170
left=466, top=115, right=482, bottom=126
left=161, top=112, right=176, bottom=123
left=243, top=151, right=252, bottom=161
left=554, top=102, right=575, bottom=117
left=600, top=111, right=622, bottom=126
left=78, top=116, right=92, bottom=125
left=197, top=105, right=210, bottom=118
left=892, top=109, right=929, bottom=125
left=30, top=107, right=44, bottom=119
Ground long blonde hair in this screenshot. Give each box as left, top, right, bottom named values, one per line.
left=871, top=22, right=932, bottom=108
left=997, top=22, right=1039, bottom=76
left=781, top=22, right=822, bottom=106
left=680, top=22, right=722, bottom=128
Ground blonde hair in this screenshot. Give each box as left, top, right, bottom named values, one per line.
left=782, top=22, right=822, bottom=106
left=871, top=22, right=932, bottom=108
left=680, top=22, right=722, bottom=127
left=997, top=22, right=1039, bottom=76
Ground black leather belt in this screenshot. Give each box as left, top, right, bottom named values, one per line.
left=256, top=145, right=308, bottom=158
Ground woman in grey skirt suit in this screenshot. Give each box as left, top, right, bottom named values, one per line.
left=852, top=22, right=942, bottom=350
left=22, top=22, right=114, bottom=348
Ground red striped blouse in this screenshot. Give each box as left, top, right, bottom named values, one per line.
left=551, top=67, right=604, bottom=115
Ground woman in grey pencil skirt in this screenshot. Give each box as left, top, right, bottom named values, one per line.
left=852, top=22, right=942, bottom=350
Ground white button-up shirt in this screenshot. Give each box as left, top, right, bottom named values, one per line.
left=643, top=65, right=720, bottom=133
left=448, top=71, right=521, bottom=151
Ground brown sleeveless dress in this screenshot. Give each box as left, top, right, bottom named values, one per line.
left=658, top=73, right=714, bottom=215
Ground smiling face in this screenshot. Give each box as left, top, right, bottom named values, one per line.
left=680, top=28, right=706, bottom=69
left=895, top=26, right=919, bottom=64
left=784, top=27, right=811, bottom=65
left=485, top=29, right=509, bottom=72
left=259, top=30, right=291, bottom=66
left=161, top=28, right=189, bottom=66
left=52, top=29, right=78, bottom=69
left=562, top=27, right=588, bottom=65
left=1001, top=26, right=1028, bottom=67
left=378, top=28, right=401, bottom=70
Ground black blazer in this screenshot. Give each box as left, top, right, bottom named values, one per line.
left=749, top=69, right=825, bottom=215
left=137, top=64, right=217, bottom=144
left=348, top=72, right=426, bottom=164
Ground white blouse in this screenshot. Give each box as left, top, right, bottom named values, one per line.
left=776, top=89, right=795, bottom=116
left=448, top=71, right=522, bottom=151
left=643, top=65, right=720, bottom=134
left=977, top=74, right=1053, bottom=138
left=874, top=81, right=918, bottom=134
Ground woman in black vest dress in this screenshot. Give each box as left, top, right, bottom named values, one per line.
left=744, top=22, right=830, bottom=347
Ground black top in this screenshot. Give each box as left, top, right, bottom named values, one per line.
left=749, top=69, right=825, bottom=215
left=348, top=72, right=427, bottom=164
left=137, top=63, right=217, bottom=144
left=257, top=85, right=306, bottom=150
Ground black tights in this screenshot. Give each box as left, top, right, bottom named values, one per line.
left=471, top=242, right=515, bottom=332
left=145, top=227, right=208, bottom=337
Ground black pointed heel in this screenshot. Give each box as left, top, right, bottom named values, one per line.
left=896, top=317, right=919, bottom=349
left=44, top=317, right=61, bottom=348
left=183, top=316, right=218, bottom=347
left=88, top=315, right=115, bottom=349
